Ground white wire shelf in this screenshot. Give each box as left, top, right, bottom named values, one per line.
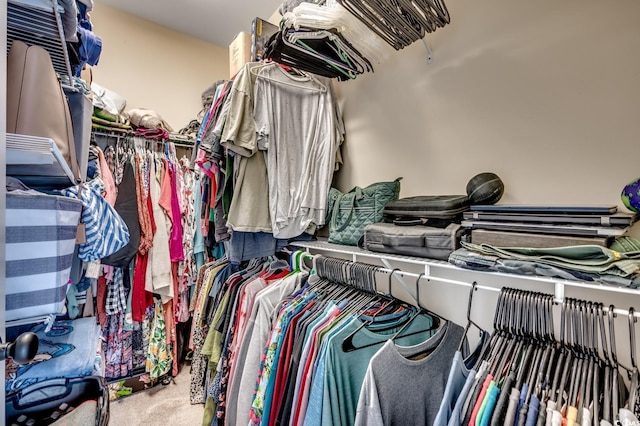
left=291, top=239, right=640, bottom=302
left=7, top=0, right=73, bottom=81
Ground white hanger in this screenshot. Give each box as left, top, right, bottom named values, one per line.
left=249, top=62, right=327, bottom=93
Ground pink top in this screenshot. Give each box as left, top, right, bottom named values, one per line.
left=168, top=159, right=185, bottom=261
left=96, top=146, right=116, bottom=205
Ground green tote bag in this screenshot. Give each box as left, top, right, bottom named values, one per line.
left=327, top=178, right=401, bottom=246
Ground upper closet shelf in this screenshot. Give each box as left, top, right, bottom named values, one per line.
left=7, top=133, right=75, bottom=185
left=292, top=239, right=640, bottom=300
left=7, top=0, right=73, bottom=82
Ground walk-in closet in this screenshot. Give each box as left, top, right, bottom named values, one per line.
left=2, top=0, right=640, bottom=425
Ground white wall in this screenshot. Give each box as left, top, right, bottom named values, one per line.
left=90, top=4, right=229, bottom=131
left=335, top=0, right=640, bottom=215
left=329, top=0, right=640, bottom=369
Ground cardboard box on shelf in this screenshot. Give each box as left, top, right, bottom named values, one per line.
left=229, top=31, right=251, bottom=78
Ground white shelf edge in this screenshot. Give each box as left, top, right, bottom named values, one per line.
left=6, top=314, right=56, bottom=332
left=291, top=239, right=640, bottom=297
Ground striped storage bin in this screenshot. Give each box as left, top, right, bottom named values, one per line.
left=6, top=191, right=82, bottom=322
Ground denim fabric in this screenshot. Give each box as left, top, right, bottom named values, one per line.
left=229, top=232, right=278, bottom=263
left=228, top=231, right=292, bottom=264
left=208, top=263, right=240, bottom=298
left=87, top=159, right=98, bottom=179
left=77, top=27, right=102, bottom=67
left=76, top=276, right=94, bottom=292
left=6, top=318, right=101, bottom=392
left=77, top=2, right=92, bottom=30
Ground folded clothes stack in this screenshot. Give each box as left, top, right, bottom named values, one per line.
left=124, top=108, right=173, bottom=140
left=448, top=236, right=640, bottom=288
left=92, top=109, right=132, bottom=134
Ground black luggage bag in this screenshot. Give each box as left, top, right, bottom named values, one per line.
left=363, top=222, right=467, bottom=260
left=5, top=376, right=109, bottom=426
left=383, top=195, right=470, bottom=227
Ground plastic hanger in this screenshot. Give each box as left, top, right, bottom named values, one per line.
left=598, top=303, right=613, bottom=422
left=342, top=272, right=440, bottom=352
left=389, top=272, right=442, bottom=340
left=280, top=30, right=361, bottom=79
left=473, top=288, right=508, bottom=371
left=492, top=289, right=519, bottom=370
left=250, top=61, right=327, bottom=93
left=577, top=300, right=594, bottom=423
left=282, top=2, right=393, bottom=64
left=608, top=305, right=621, bottom=422
left=335, top=0, right=405, bottom=49
left=286, top=29, right=373, bottom=73
left=340, top=298, right=395, bottom=352
left=550, top=297, right=572, bottom=407
left=628, top=307, right=638, bottom=412
left=567, top=300, right=585, bottom=415
left=457, top=281, right=482, bottom=353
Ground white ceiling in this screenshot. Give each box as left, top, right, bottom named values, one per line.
left=99, top=0, right=283, bottom=47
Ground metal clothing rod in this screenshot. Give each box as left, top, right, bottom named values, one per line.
left=380, top=268, right=640, bottom=318
left=305, top=252, right=640, bottom=319
left=379, top=267, right=640, bottom=318
left=297, top=242, right=640, bottom=319
left=378, top=266, right=499, bottom=294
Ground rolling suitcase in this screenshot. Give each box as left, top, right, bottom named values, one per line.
left=383, top=195, right=470, bottom=227
left=5, top=376, right=109, bottom=426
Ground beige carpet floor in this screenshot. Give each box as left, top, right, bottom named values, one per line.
left=108, top=367, right=204, bottom=425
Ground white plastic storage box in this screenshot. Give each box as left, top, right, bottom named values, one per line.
left=5, top=191, right=82, bottom=322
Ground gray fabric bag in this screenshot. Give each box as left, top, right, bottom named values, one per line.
left=364, top=222, right=466, bottom=261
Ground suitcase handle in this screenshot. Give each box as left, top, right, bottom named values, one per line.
left=379, top=234, right=425, bottom=247
left=13, top=379, right=71, bottom=408
left=393, top=218, right=429, bottom=226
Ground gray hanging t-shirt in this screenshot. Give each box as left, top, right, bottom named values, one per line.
left=355, top=321, right=465, bottom=426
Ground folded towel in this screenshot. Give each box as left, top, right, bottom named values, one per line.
left=135, top=127, right=170, bottom=140
left=125, top=108, right=174, bottom=132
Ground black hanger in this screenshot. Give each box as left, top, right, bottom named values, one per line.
left=628, top=307, right=639, bottom=413
left=550, top=297, right=571, bottom=406
left=342, top=301, right=394, bottom=352
left=491, top=289, right=521, bottom=381
left=608, top=305, right=621, bottom=422
left=480, top=288, right=511, bottom=373
left=341, top=272, right=440, bottom=353
left=458, top=281, right=483, bottom=354
left=597, top=302, right=613, bottom=422
left=340, top=269, right=400, bottom=352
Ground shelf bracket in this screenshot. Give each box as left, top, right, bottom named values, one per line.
left=554, top=282, right=565, bottom=304
left=422, top=38, right=433, bottom=64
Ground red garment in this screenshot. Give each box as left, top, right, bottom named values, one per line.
left=270, top=301, right=316, bottom=426
left=131, top=253, right=149, bottom=322
left=96, top=275, right=108, bottom=327
left=292, top=308, right=342, bottom=425
left=135, top=155, right=153, bottom=255
left=131, top=179, right=157, bottom=322
left=168, top=161, right=185, bottom=262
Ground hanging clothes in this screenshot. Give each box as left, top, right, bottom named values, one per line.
left=354, top=322, right=465, bottom=426
left=146, top=154, right=174, bottom=301
left=253, top=63, right=341, bottom=239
